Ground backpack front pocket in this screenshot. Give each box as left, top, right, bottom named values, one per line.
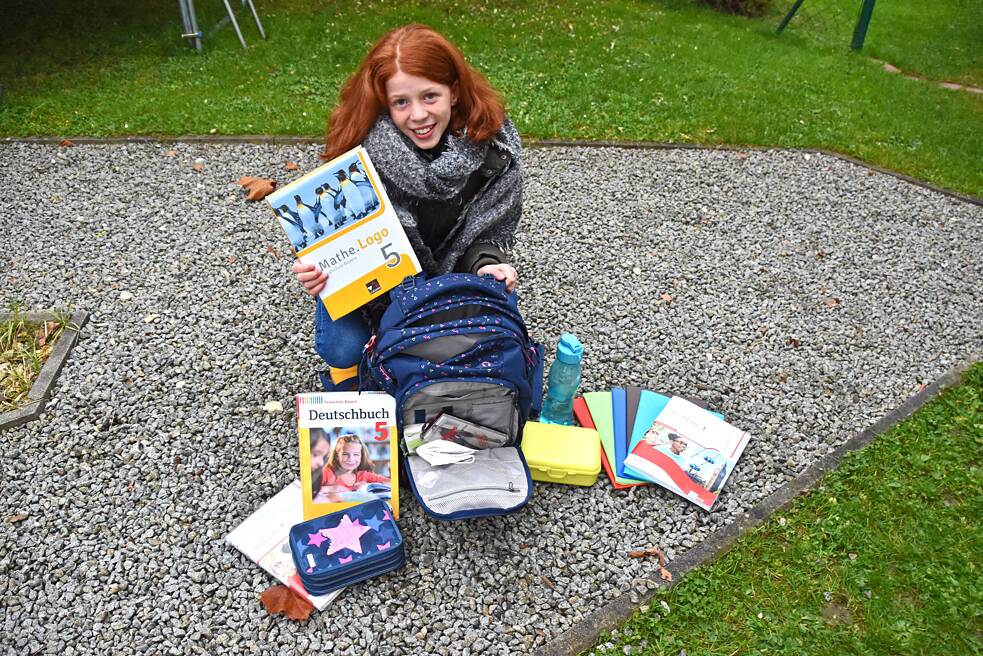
left=399, top=380, right=518, bottom=445
left=405, top=447, right=531, bottom=519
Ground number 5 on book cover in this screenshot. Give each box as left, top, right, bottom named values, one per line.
left=297, top=392, right=399, bottom=521
left=267, top=146, right=422, bottom=319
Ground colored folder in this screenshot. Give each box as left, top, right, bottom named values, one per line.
left=581, top=392, right=647, bottom=488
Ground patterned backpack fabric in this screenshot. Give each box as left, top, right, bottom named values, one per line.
left=361, top=273, right=544, bottom=519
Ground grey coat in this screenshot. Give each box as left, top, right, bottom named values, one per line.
left=363, top=113, right=523, bottom=276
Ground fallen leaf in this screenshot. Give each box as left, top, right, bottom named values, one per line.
left=816, top=250, right=827, bottom=259
left=629, top=547, right=673, bottom=581
left=736, top=151, right=748, bottom=159
left=227, top=255, right=238, bottom=264
left=264, top=400, right=284, bottom=413
left=825, top=297, right=841, bottom=309
left=237, top=175, right=277, bottom=201
left=787, top=337, right=801, bottom=348
left=284, top=161, right=300, bottom=171
left=6, top=514, right=28, bottom=524
left=266, top=245, right=282, bottom=259
left=259, top=584, right=314, bottom=622
left=164, top=149, right=178, bottom=158
left=660, top=293, right=673, bottom=303
left=777, top=372, right=788, bottom=383
left=59, top=139, right=76, bottom=148
left=540, top=575, right=557, bottom=591
left=756, top=325, right=768, bottom=336
left=192, top=162, right=204, bottom=172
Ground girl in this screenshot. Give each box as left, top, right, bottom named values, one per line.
left=292, top=24, right=523, bottom=391
left=319, top=434, right=390, bottom=494
left=308, top=431, right=331, bottom=498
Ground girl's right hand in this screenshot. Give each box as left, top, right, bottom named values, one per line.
left=292, top=262, right=328, bottom=296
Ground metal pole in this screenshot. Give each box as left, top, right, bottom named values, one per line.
left=777, top=0, right=806, bottom=33
left=243, top=0, right=267, bottom=41
left=222, top=0, right=249, bottom=48
left=851, top=0, right=876, bottom=50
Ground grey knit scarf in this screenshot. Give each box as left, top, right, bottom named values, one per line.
left=363, top=113, right=523, bottom=275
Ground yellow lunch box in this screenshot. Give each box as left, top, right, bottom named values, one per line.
left=520, top=421, right=601, bottom=486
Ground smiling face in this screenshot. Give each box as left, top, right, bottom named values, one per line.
left=337, top=442, right=363, bottom=474
left=384, top=70, right=457, bottom=150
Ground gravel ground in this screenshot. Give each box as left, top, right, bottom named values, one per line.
left=1, top=141, right=980, bottom=655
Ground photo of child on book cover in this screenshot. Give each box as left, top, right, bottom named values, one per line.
left=309, top=427, right=391, bottom=504
left=642, top=422, right=731, bottom=493
left=270, top=153, right=381, bottom=254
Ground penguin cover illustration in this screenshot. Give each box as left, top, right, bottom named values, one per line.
left=622, top=396, right=750, bottom=511
left=225, top=480, right=342, bottom=610
left=266, top=146, right=422, bottom=320
left=297, top=392, right=399, bottom=522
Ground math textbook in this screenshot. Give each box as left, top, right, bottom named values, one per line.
left=623, top=396, right=750, bottom=511
left=297, top=392, right=399, bottom=521
left=266, top=146, right=421, bottom=319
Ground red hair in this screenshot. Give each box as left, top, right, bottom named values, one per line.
left=322, top=24, right=505, bottom=160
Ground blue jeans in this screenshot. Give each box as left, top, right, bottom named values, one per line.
left=313, top=300, right=371, bottom=370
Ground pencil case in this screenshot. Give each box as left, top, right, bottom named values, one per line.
left=288, top=499, right=404, bottom=596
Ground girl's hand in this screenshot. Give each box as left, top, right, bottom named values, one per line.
left=292, top=261, right=328, bottom=296
left=476, top=263, right=518, bottom=293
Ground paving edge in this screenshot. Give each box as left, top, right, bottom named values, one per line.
left=2, top=136, right=979, bottom=207
left=534, top=356, right=979, bottom=656
left=0, top=310, right=89, bottom=431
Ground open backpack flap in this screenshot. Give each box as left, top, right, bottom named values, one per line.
left=362, top=273, right=545, bottom=520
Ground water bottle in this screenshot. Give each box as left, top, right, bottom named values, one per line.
left=539, top=333, right=584, bottom=425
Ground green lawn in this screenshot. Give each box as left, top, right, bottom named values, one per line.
left=1, top=0, right=981, bottom=196
left=591, top=362, right=983, bottom=656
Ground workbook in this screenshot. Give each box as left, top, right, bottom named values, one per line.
left=267, top=146, right=421, bottom=319
left=623, top=396, right=750, bottom=511
left=225, top=480, right=342, bottom=610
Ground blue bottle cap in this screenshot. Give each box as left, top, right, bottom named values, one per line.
left=556, top=333, right=583, bottom=364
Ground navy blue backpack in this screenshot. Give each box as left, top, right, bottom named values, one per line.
left=362, top=273, right=544, bottom=520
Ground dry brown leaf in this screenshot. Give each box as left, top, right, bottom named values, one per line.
left=192, top=162, right=204, bottom=173
left=778, top=372, right=788, bottom=383
left=816, top=250, right=827, bottom=259
left=266, top=244, right=282, bottom=259
left=540, top=575, right=557, bottom=591
left=660, top=293, right=673, bottom=303
left=237, top=175, right=277, bottom=201
left=59, top=139, right=76, bottom=148
left=164, top=149, right=178, bottom=158
left=628, top=547, right=673, bottom=581
left=787, top=337, right=801, bottom=348
left=736, top=151, right=748, bottom=159
left=825, top=297, right=841, bottom=309
left=284, top=161, right=300, bottom=171
left=6, top=514, right=28, bottom=524
left=259, top=584, right=315, bottom=621
left=227, top=255, right=238, bottom=264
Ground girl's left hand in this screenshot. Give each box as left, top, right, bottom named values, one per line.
left=477, top=263, right=518, bottom=293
